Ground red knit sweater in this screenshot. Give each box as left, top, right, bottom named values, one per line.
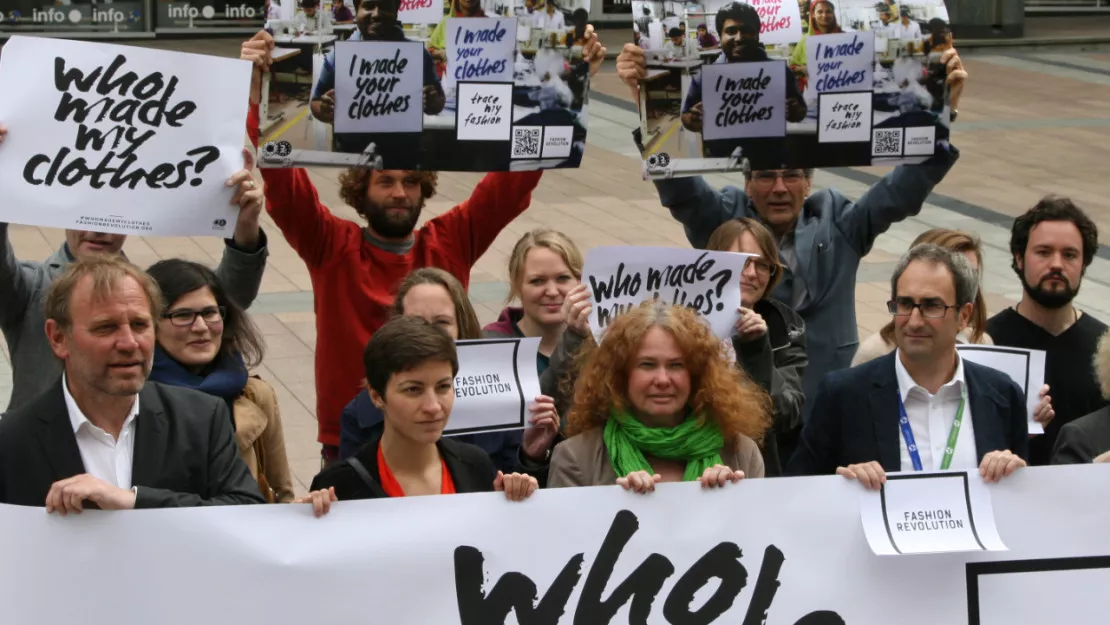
left=247, top=104, right=543, bottom=447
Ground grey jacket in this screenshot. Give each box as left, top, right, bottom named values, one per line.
left=0, top=224, right=268, bottom=411
left=655, top=145, right=959, bottom=424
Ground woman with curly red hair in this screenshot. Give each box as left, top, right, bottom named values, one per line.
left=547, top=301, right=771, bottom=493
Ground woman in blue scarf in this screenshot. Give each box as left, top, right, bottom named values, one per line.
left=146, top=259, right=295, bottom=503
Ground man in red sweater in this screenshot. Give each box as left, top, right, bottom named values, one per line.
left=241, top=31, right=605, bottom=465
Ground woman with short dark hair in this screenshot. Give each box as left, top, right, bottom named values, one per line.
left=311, top=316, right=539, bottom=501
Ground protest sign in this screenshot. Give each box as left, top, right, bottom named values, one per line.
left=582, top=246, right=751, bottom=341
left=444, top=338, right=542, bottom=436
left=456, top=82, right=513, bottom=141
left=333, top=41, right=424, bottom=134
left=399, top=0, right=444, bottom=25
left=957, top=345, right=1049, bottom=435
left=860, top=472, right=1007, bottom=555
left=444, top=17, right=516, bottom=93
left=0, top=36, right=250, bottom=236
left=2, top=466, right=1109, bottom=625
left=702, top=61, right=787, bottom=141
left=636, top=0, right=952, bottom=178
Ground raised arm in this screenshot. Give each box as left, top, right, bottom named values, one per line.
left=214, top=149, right=269, bottom=309
left=431, top=171, right=543, bottom=265
left=0, top=223, right=38, bottom=330
left=653, top=176, right=749, bottom=249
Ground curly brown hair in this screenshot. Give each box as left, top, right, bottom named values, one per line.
left=337, top=169, right=439, bottom=221
left=565, top=300, right=772, bottom=445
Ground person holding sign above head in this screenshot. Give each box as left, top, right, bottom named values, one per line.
left=0, top=123, right=270, bottom=414
left=309, top=316, right=540, bottom=504
left=705, top=218, right=807, bottom=476
left=787, top=244, right=1030, bottom=489
left=547, top=301, right=771, bottom=492
left=615, top=44, right=966, bottom=427
left=338, top=268, right=562, bottom=476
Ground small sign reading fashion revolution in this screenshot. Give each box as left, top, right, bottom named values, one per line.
left=582, top=246, right=752, bottom=341
left=333, top=41, right=424, bottom=134
left=444, top=338, right=542, bottom=436
left=0, top=36, right=250, bottom=236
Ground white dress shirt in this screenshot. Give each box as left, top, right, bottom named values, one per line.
left=535, top=9, right=566, bottom=32
left=63, top=374, right=140, bottom=489
left=890, top=19, right=922, bottom=40
left=894, top=350, right=978, bottom=472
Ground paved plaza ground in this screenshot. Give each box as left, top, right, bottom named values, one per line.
left=3, top=29, right=1110, bottom=496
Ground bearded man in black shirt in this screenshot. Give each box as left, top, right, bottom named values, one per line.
left=987, top=196, right=1109, bottom=465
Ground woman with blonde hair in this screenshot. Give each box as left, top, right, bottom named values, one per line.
left=705, top=218, right=807, bottom=476
left=548, top=301, right=771, bottom=492
left=853, top=228, right=992, bottom=366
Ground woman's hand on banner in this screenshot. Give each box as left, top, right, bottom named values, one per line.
left=836, top=461, right=886, bottom=491
left=617, top=470, right=662, bottom=495
left=581, top=25, right=607, bottom=77
left=295, top=486, right=338, bottom=518
left=616, top=44, right=646, bottom=102
left=699, top=465, right=745, bottom=489
left=979, top=450, right=1025, bottom=483
left=227, top=148, right=265, bottom=250
left=561, top=283, right=593, bottom=337
left=241, top=31, right=275, bottom=105
left=735, top=307, right=768, bottom=343
left=522, top=395, right=560, bottom=461
left=494, top=472, right=539, bottom=502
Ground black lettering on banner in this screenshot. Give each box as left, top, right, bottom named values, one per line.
left=713, top=69, right=776, bottom=130
left=452, top=20, right=510, bottom=82
left=813, top=35, right=869, bottom=93
left=453, top=509, right=845, bottom=625
left=345, top=48, right=413, bottom=121
left=23, top=54, right=219, bottom=190
left=464, top=90, right=504, bottom=129
left=823, top=100, right=865, bottom=134
left=589, top=253, right=735, bottom=330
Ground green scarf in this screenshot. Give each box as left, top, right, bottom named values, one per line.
left=603, top=409, right=725, bottom=482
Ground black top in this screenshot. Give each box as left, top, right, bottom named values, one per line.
left=311, top=425, right=498, bottom=501
left=986, top=307, right=1110, bottom=466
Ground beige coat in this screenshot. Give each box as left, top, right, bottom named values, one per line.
left=234, top=378, right=296, bottom=503
left=547, top=426, right=765, bottom=488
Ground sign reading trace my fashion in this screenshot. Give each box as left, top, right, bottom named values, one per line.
left=445, top=338, right=542, bottom=436
left=333, top=41, right=424, bottom=134
left=582, top=246, right=751, bottom=341
left=0, top=36, right=249, bottom=236
left=702, top=61, right=787, bottom=141
left=2, top=466, right=1110, bottom=625
left=444, top=18, right=516, bottom=92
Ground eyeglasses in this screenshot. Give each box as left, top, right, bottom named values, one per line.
left=887, top=298, right=956, bottom=319
left=162, top=306, right=226, bottom=327
left=744, top=257, right=778, bottom=278
left=751, top=170, right=806, bottom=187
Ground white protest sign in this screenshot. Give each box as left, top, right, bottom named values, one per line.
left=957, top=344, right=1049, bottom=435
left=806, top=31, right=875, bottom=94
left=860, top=471, right=1007, bottom=555
left=3, top=466, right=1110, bottom=625
left=333, top=41, right=424, bottom=134
left=0, top=36, right=249, bottom=237
left=399, top=0, right=443, bottom=24
left=702, top=61, right=787, bottom=140
left=456, top=82, right=513, bottom=141
left=582, top=246, right=751, bottom=341
left=818, top=91, right=872, bottom=142
left=444, top=17, right=516, bottom=93
left=443, top=337, right=542, bottom=436
left=749, top=0, right=804, bottom=46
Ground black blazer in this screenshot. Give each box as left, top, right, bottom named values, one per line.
left=311, top=425, right=497, bottom=500
left=1051, top=406, right=1110, bottom=465
left=0, top=380, right=265, bottom=508
left=786, top=352, right=1030, bottom=476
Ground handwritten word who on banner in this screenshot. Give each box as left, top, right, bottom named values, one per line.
left=333, top=41, right=424, bottom=134
left=582, top=246, right=751, bottom=341
left=444, top=17, right=516, bottom=92
left=702, top=61, right=787, bottom=141
left=0, top=36, right=250, bottom=236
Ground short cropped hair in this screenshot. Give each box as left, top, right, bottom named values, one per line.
left=715, top=1, right=760, bottom=37
left=363, top=316, right=459, bottom=398
left=890, top=243, right=978, bottom=308
left=43, top=255, right=164, bottom=333
left=1010, top=195, right=1099, bottom=273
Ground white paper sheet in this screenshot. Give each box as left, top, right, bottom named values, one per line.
left=702, top=60, right=787, bottom=141
left=957, top=344, right=1048, bottom=435
left=456, top=82, right=513, bottom=141
left=333, top=41, right=425, bottom=134
left=443, top=337, right=542, bottom=436
left=444, top=17, right=517, bottom=93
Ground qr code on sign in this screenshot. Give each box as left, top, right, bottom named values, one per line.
left=511, top=126, right=542, bottom=159
left=872, top=128, right=904, bottom=157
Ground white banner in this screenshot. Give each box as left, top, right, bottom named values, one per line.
left=702, top=60, right=788, bottom=141
left=957, top=344, right=1048, bottom=435
left=582, top=246, right=751, bottom=342
left=0, top=36, right=251, bottom=236
left=444, top=17, right=517, bottom=93
left=2, top=466, right=1110, bottom=624
left=444, top=338, right=542, bottom=436
left=333, top=41, right=425, bottom=134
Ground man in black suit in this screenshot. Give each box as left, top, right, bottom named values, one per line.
left=0, top=256, right=265, bottom=511
left=1052, top=332, right=1110, bottom=464
left=787, top=244, right=1029, bottom=488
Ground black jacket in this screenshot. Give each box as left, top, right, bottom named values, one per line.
left=0, top=380, right=265, bottom=508
left=311, top=424, right=497, bottom=500
left=732, top=298, right=807, bottom=476
left=1051, top=406, right=1110, bottom=465
left=786, top=352, right=1030, bottom=476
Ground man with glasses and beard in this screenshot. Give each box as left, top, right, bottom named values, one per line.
left=240, top=29, right=605, bottom=468
left=987, top=197, right=1108, bottom=466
